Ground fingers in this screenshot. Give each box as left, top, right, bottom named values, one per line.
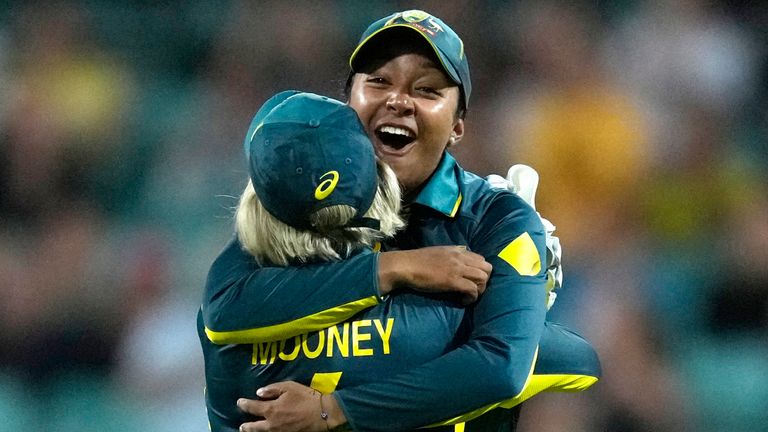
left=256, top=383, right=284, bottom=400
left=462, top=266, right=490, bottom=290
left=239, top=419, right=268, bottom=432
left=456, top=262, right=490, bottom=304
left=458, top=249, right=493, bottom=304
left=460, top=250, right=493, bottom=275
left=237, top=381, right=291, bottom=416
left=433, top=247, right=493, bottom=296
left=383, top=246, right=492, bottom=303
left=442, top=249, right=490, bottom=304
left=238, top=398, right=266, bottom=416
left=238, top=381, right=326, bottom=432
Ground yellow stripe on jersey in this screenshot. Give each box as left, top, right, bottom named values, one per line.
left=427, top=347, right=600, bottom=428
left=205, top=296, right=380, bottom=344
left=449, top=193, right=462, bottom=217
left=498, top=232, right=541, bottom=276
left=498, top=374, right=599, bottom=409
left=427, top=348, right=539, bottom=427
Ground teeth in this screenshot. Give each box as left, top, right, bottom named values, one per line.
left=378, top=126, right=413, bottom=137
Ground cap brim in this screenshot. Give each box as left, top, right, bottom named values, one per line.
left=349, top=24, right=461, bottom=87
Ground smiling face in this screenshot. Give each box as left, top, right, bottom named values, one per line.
left=348, top=53, right=464, bottom=197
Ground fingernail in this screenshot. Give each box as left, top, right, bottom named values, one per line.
left=256, top=387, right=265, bottom=397
left=237, top=398, right=245, bottom=407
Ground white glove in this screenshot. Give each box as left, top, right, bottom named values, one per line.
left=488, top=165, right=562, bottom=310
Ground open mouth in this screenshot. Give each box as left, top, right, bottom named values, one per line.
left=375, top=125, right=416, bottom=151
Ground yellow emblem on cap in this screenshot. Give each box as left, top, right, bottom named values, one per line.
left=401, top=10, right=429, bottom=23
left=315, top=170, right=339, bottom=200
left=498, top=232, right=541, bottom=276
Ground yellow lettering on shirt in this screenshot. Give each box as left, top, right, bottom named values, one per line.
left=253, top=341, right=277, bottom=365
left=352, top=319, right=373, bottom=356
left=374, top=318, right=394, bottom=355
left=327, top=323, right=350, bottom=357
left=302, top=331, right=325, bottom=359
left=252, top=318, right=396, bottom=364
left=278, top=336, right=301, bottom=361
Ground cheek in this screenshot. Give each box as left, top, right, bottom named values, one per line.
left=348, top=90, right=365, bottom=111
left=348, top=82, right=372, bottom=117
left=349, top=94, right=377, bottom=134
left=422, top=101, right=456, bottom=142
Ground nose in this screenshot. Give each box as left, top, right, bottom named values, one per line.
left=386, top=92, right=414, bottom=116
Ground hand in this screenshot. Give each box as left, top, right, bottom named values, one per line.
left=237, top=381, right=346, bottom=432
left=488, top=164, right=563, bottom=309
left=378, top=246, right=492, bottom=304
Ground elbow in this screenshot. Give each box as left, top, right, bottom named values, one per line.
left=202, top=310, right=247, bottom=345
left=475, top=337, right=536, bottom=400
left=201, top=306, right=222, bottom=333
left=201, top=291, right=240, bottom=343
left=201, top=307, right=228, bottom=343
left=497, top=364, right=532, bottom=400
left=202, top=277, right=246, bottom=334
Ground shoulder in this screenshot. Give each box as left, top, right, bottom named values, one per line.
left=456, top=168, right=543, bottom=235
left=205, top=237, right=260, bottom=289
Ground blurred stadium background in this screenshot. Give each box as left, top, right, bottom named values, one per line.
left=0, top=1, right=766, bottom=431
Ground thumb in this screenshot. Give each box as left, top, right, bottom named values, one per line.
left=507, top=164, right=539, bottom=210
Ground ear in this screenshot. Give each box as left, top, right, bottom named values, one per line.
left=448, top=118, right=465, bottom=147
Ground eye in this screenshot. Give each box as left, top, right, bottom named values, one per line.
left=417, top=86, right=442, bottom=97
left=366, top=76, right=388, bottom=86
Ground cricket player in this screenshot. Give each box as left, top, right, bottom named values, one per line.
left=199, top=90, right=599, bottom=431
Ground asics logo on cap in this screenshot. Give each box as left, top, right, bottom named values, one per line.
left=314, top=170, right=340, bottom=200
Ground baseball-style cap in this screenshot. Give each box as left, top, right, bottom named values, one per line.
left=349, top=9, right=471, bottom=109
left=246, top=91, right=380, bottom=231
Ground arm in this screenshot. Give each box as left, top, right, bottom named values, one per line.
left=239, top=195, right=548, bottom=432
left=488, top=164, right=563, bottom=309
left=202, top=237, right=490, bottom=344
left=333, top=202, right=548, bottom=430
left=497, top=321, right=602, bottom=409
left=202, top=237, right=380, bottom=344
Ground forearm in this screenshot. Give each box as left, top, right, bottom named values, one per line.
left=333, top=331, right=542, bottom=430
left=203, top=239, right=382, bottom=343
left=334, top=197, right=550, bottom=431
left=333, top=276, right=546, bottom=431
left=203, top=239, right=490, bottom=344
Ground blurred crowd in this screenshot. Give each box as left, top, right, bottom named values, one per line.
left=0, top=1, right=765, bottom=431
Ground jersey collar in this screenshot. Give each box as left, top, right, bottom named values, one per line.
left=412, top=152, right=462, bottom=217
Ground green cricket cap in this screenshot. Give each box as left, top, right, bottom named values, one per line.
left=245, top=91, right=379, bottom=231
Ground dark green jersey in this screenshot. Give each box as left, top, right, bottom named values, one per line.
left=199, top=153, right=600, bottom=431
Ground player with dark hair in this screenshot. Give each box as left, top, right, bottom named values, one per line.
left=200, top=10, right=600, bottom=432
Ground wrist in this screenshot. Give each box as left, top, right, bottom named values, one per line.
left=377, top=251, right=404, bottom=296
left=321, top=393, right=349, bottom=431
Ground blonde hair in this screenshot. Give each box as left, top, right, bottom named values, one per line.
left=235, top=160, right=404, bottom=266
